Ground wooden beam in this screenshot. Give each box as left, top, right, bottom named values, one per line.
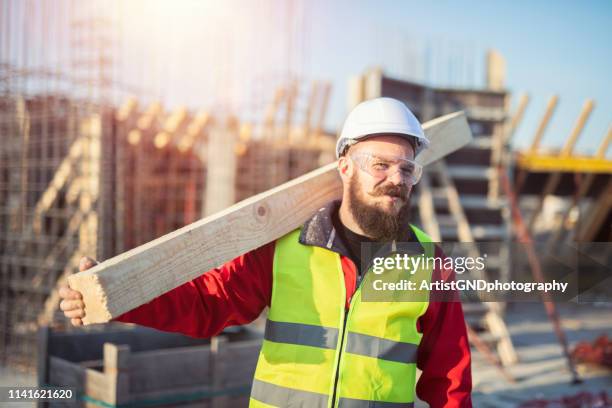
left=577, top=178, right=612, bottom=242
left=486, top=49, right=506, bottom=91
left=263, top=86, right=285, bottom=140
left=303, top=81, right=318, bottom=139
left=529, top=96, right=559, bottom=153
left=492, top=93, right=530, bottom=202
left=560, top=99, right=595, bottom=156
left=416, top=171, right=440, bottom=241
left=68, top=112, right=473, bottom=324
left=285, top=79, right=298, bottom=141
left=503, top=93, right=530, bottom=146
left=204, top=117, right=238, bottom=216
left=515, top=95, right=558, bottom=193
left=315, top=82, right=331, bottom=138
left=31, top=136, right=84, bottom=233
left=516, top=154, right=612, bottom=173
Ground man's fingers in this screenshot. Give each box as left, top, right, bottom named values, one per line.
left=62, top=256, right=93, bottom=327
left=79, top=256, right=99, bottom=272
left=60, top=299, right=84, bottom=311
left=58, top=286, right=82, bottom=300
left=64, top=309, right=86, bottom=319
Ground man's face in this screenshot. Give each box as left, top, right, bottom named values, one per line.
left=340, top=135, right=417, bottom=241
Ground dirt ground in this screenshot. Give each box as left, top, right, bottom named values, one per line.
left=0, top=364, right=36, bottom=407
left=418, top=302, right=612, bottom=407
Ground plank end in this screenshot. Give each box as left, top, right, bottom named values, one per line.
left=68, top=272, right=112, bottom=325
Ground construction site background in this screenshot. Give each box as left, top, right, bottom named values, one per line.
left=0, top=1, right=610, bottom=407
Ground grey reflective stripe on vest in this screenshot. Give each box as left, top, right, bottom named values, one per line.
left=265, top=319, right=339, bottom=349
left=251, top=379, right=328, bottom=407
left=345, top=331, right=418, bottom=364
left=338, top=397, right=415, bottom=408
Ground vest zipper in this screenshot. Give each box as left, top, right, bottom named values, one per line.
left=330, top=263, right=366, bottom=408
left=330, top=309, right=348, bottom=407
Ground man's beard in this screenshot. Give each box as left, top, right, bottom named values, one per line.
left=348, top=172, right=412, bottom=242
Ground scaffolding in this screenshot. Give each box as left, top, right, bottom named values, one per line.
left=0, top=0, right=330, bottom=371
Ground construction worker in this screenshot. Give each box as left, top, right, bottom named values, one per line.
left=59, top=97, right=472, bottom=407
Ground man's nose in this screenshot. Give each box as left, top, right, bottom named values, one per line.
left=388, top=169, right=406, bottom=186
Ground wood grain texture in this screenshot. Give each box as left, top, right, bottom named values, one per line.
left=69, top=112, right=472, bottom=324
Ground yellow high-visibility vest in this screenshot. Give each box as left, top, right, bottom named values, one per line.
left=250, top=224, right=434, bottom=408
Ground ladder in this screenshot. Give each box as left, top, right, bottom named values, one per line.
left=418, top=159, right=518, bottom=366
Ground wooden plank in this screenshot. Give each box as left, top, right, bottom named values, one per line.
left=32, top=135, right=85, bottom=233
left=103, top=343, right=130, bottom=405
left=577, top=178, right=612, bottom=242
left=84, top=366, right=114, bottom=406
left=503, top=93, right=530, bottom=145
left=515, top=95, right=558, bottom=194
left=69, top=112, right=473, bottom=324
left=128, top=346, right=212, bottom=392
left=213, top=339, right=261, bottom=384
left=489, top=93, right=528, bottom=200
left=48, top=356, right=86, bottom=391
left=315, top=82, right=331, bottom=138
left=412, top=112, right=469, bottom=166
left=486, top=49, right=505, bottom=91
left=517, top=154, right=612, bottom=173
left=416, top=171, right=441, bottom=241
left=205, top=120, right=238, bottom=216
left=303, top=81, right=319, bottom=139
left=210, top=336, right=228, bottom=408
left=50, top=355, right=112, bottom=405
left=435, top=161, right=477, bottom=244
left=45, top=325, right=221, bottom=361
left=263, top=86, right=285, bottom=140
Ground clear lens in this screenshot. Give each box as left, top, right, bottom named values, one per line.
left=351, top=153, right=422, bottom=184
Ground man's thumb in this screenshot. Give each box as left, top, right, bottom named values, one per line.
left=79, top=256, right=99, bottom=272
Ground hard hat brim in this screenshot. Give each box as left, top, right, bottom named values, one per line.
left=336, top=132, right=429, bottom=158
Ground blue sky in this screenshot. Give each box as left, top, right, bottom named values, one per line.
left=303, top=0, right=611, bottom=155
left=8, top=0, right=609, bottom=155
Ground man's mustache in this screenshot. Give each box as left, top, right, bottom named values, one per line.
left=370, top=183, right=409, bottom=199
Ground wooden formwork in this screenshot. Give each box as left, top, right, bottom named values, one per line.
left=38, top=325, right=262, bottom=408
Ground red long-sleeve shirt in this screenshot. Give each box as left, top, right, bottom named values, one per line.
left=115, top=239, right=472, bottom=407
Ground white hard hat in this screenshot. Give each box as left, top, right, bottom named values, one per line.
left=336, top=97, right=429, bottom=158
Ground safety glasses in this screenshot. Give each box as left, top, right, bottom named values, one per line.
left=350, top=152, right=423, bottom=185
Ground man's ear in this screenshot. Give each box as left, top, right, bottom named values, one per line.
left=337, top=156, right=352, bottom=181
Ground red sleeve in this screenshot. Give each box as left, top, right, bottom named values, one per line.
left=113, top=241, right=274, bottom=338
left=415, top=245, right=472, bottom=407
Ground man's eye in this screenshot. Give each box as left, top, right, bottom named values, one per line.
left=401, top=166, right=414, bottom=175
left=373, top=162, right=389, bottom=170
